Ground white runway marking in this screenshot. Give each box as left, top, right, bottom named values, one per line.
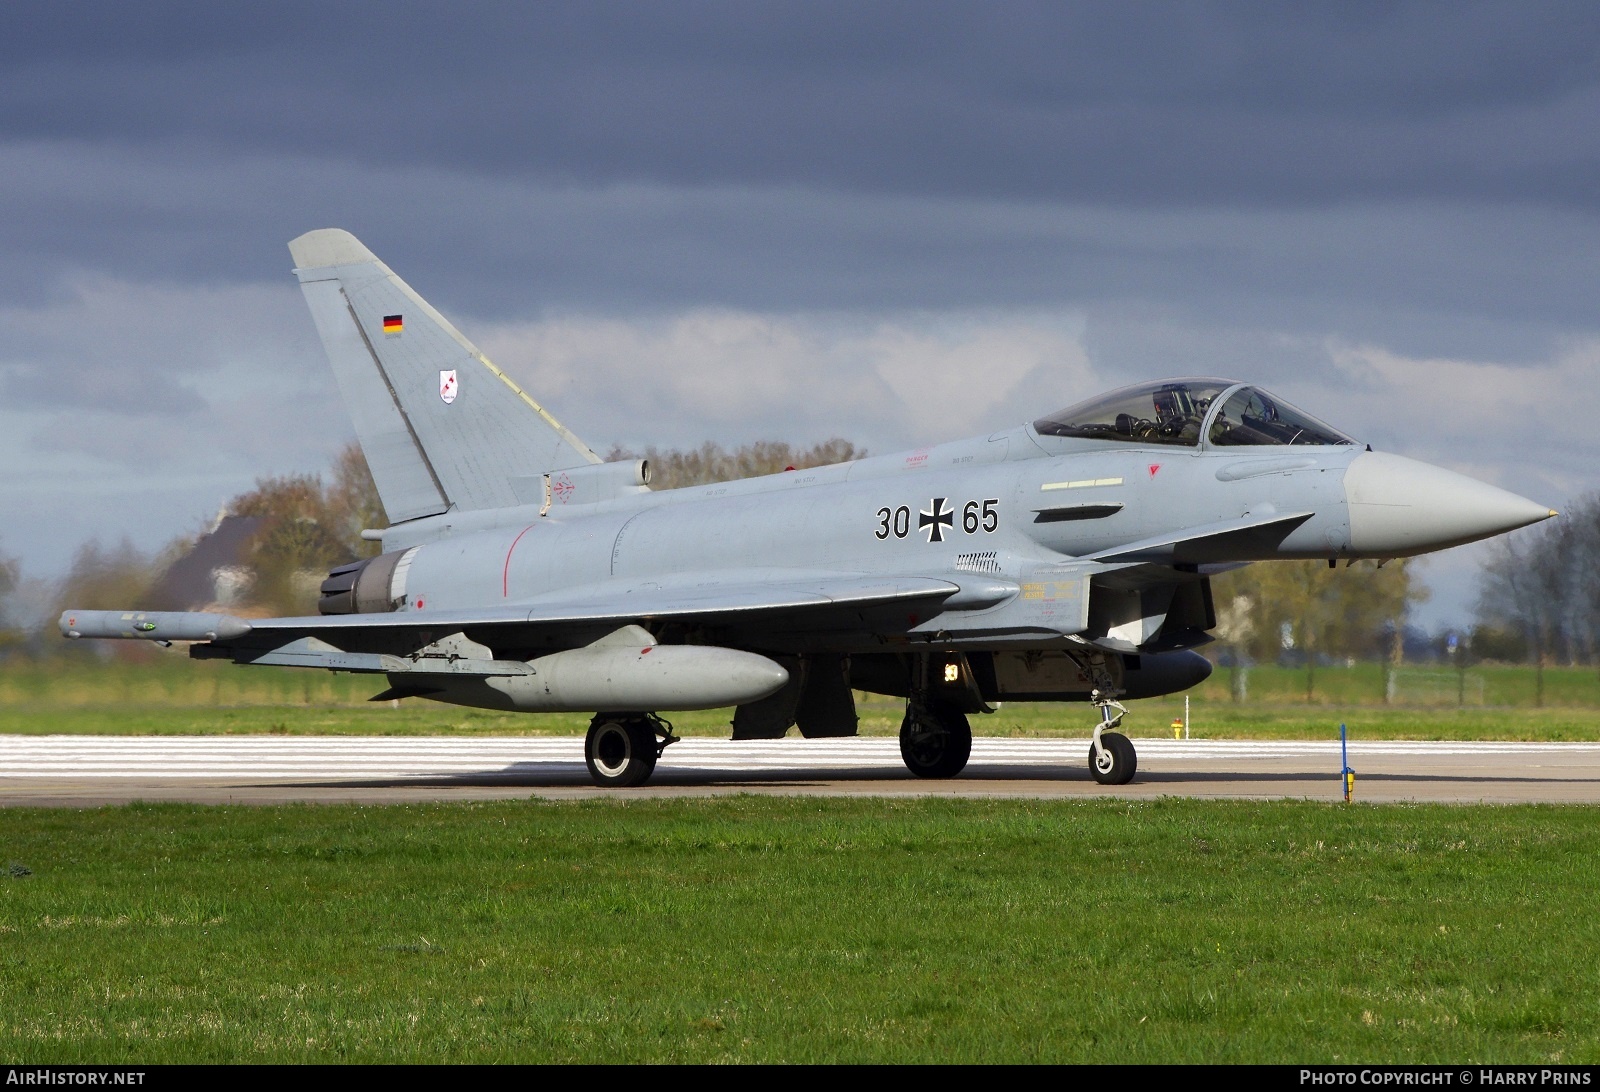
left=4, top=736, right=1599, bottom=806
left=3, top=735, right=1598, bottom=779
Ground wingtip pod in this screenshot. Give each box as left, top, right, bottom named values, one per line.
left=287, top=228, right=378, bottom=270
left=59, top=610, right=252, bottom=642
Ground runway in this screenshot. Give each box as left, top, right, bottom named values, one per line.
left=3, top=735, right=1599, bottom=806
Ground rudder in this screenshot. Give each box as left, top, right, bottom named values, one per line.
left=288, top=228, right=599, bottom=522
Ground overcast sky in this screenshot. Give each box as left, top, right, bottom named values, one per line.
left=4, top=1, right=1597, bottom=629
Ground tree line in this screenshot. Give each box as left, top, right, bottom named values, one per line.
left=1474, top=493, right=1600, bottom=695
left=604, top=438, right=866, bottom=491
left=1208, top=559, right=1424, bottom=700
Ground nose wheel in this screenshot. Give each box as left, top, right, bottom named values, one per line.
left=1088, top=687, right=1137, bottom=785
left=1089, top=731, right=1137, bottom=784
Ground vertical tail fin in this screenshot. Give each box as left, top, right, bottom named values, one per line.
left=288, top=228, right=599, bottom=522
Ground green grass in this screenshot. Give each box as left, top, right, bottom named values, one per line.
left=2, top=796, right=1598, bottom=1063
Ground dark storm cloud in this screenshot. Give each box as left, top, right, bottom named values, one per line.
left=5, top=145, right=1600, bottom=349
left=6, top=1, right=1600, bottom=207
left=5, top=0, right=1600, bottom=331
left=0, top=359, right=205, bottom=415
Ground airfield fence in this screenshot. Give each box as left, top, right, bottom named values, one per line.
left=1201, top=661, right=1600, bottom=708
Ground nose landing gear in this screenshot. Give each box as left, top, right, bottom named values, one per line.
left=1088, top=687, right=1137, bottom=785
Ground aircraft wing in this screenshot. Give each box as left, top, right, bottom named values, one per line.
left=276, top=571, right=969, bottom=632
left=61, top=570, right=1012, bottom=649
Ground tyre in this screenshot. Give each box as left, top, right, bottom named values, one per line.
left=584, top=716, right=658, bottom=787
left=899, top=702, right=973, bottom=779
left=1089, top=731, right=1137, bottom=785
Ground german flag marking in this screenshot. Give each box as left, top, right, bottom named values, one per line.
left=382, top=314, right=403, bottom=335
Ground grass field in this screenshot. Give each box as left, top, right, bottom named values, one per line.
left=5, top=656, right=1597, bottom=1063
left=2, top=796, right=1598, bottom=1063
left=5, top=655, right=1600, bottom=741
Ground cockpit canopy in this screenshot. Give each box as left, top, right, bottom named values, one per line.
left=1032, top=378, right=1356, bottom=449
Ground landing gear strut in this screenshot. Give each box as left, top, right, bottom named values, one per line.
left=1079, top=651, right=1137, bottom=785
left=1087, top=686, right=1137, bottom=786
left=899, top=700, right=973, bottom=778
left=584, top=712, right=679, bottom=787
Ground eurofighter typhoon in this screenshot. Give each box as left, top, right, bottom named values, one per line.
left=61, top=230, right=1556, bottom=787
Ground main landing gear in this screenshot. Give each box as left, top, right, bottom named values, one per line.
left=898, top=653, right=979, bottom=779
left=899, top=699, right=973, bottom=779
left=584, top=712, right=679, bottom=787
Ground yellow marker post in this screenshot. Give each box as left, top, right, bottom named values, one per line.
left=1340, top=722, right=1354, bottom=804
left=1171, top=718, right=1184, bottom=739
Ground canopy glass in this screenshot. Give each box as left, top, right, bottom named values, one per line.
left=1033, top=379, right=1356, bottom=449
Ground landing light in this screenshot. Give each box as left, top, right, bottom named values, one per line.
left=943, top=663, right=961, bottom=683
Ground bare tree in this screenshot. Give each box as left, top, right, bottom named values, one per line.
left=1474, top=498, right=1600, bottom=693
left=1478, top=533, right=1560, bottom=703
left=57, top=538, right=161, bottom=611
left=326, top=442, right=387, bottom=558
left=0, top=542, right=21, bottom=656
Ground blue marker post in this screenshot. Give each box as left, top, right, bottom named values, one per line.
left=1340, top=722, right=1354, bottom=803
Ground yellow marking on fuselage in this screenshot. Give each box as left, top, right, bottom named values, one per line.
left=1019, top=580, right=1079, bottom=600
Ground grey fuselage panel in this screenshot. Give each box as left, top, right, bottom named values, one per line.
left=365, top=430, right=1365, bottom=655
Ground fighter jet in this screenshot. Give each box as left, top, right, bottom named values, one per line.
left=60, top=230, right=1556, bottom=787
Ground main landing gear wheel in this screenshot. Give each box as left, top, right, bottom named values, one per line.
left=585, top=715, right=660, bottom=787
left=1089, top=731, right=1137, bottom=786
left=899, top=702, right=973, bottom=779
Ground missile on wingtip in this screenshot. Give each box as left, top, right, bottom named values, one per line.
left=418, top=642, right=791, bottom=713
left=59, top=610, right=253, bottom=642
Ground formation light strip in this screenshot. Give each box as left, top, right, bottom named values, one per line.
left=1041, top=477, right=1124, bottom=491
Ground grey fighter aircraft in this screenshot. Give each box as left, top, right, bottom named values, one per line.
left=61, top=230, right=1556, bottom=787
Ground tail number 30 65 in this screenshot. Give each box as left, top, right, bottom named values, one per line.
left=874, top=498, right=999, bottom=540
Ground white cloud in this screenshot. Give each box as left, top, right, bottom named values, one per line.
left=1315, top=337, right=1599, bottom=502
left=473, top=307, right=1095, bottom=452
left=1282, top=338, right=1600, bottom=631
left=0, top=275, right=348, bottom=576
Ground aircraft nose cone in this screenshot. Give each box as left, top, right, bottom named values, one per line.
left=1344, top=451, right=1555, bottom=556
